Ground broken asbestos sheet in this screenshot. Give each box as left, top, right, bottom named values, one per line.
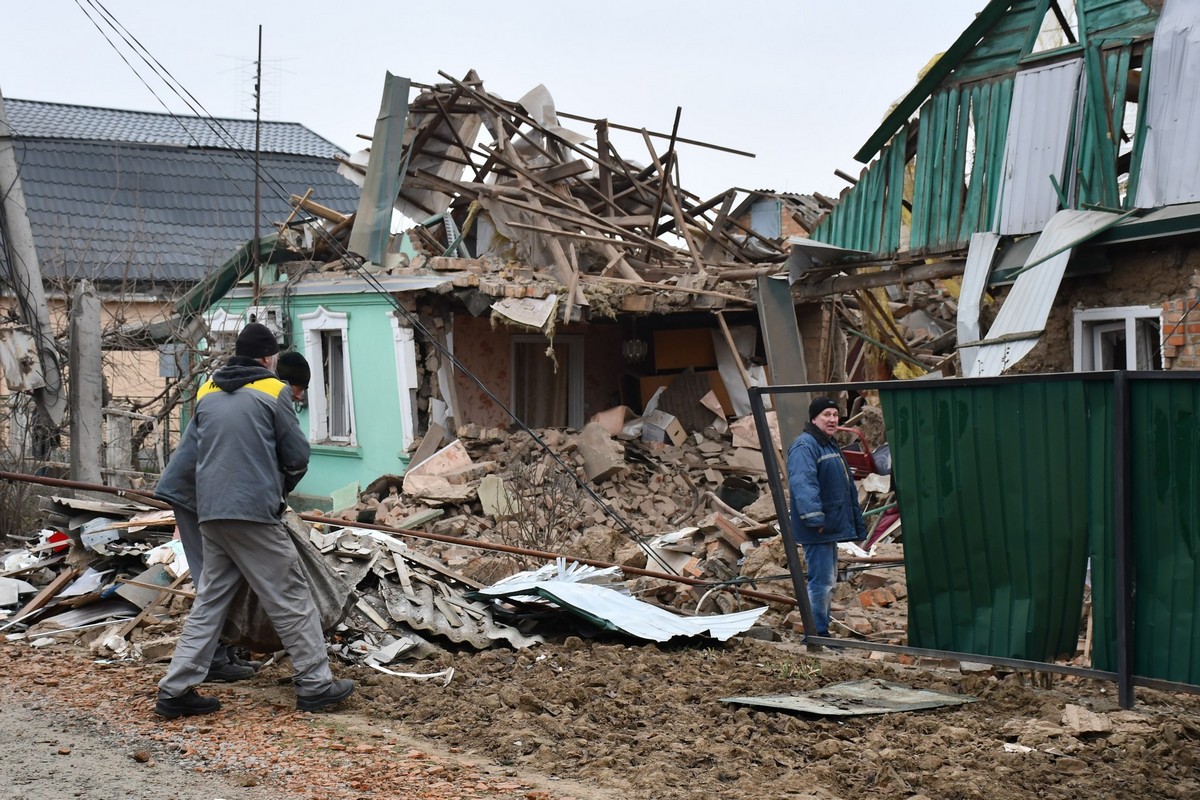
left=473, top=561, right=766, bottom=642
left=721, top=678, right=978, bottom=717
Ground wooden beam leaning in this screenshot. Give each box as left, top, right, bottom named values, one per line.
left=714, top=310, right=754, bottom=390
left=642, top=130, right=706, bottom=274
left=792, top=258, right=968, bottom=300
left=290, top=193, right=348, bottom=224
left=649, top=107, right=682, bottom=239
left=579, top=274, right=751, bottom=304
left=115, top=571, right=192, bottom=638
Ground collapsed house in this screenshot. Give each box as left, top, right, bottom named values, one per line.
left=201, top=70, right=842, bottom=504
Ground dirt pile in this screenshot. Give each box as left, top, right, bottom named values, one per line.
left=3, top=635, right=1198, bottom=800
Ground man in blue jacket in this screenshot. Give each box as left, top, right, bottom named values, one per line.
left=787, top=397, right=867, bottom=639
left=154, top=324, right=353, bottom=718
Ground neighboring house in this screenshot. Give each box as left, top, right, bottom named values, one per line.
left=731, top=190, right=830, bottom=243
left=211, top=73, right=813, bottom=504
left=0, top=98, right=360, bottom=471
left=803, top=0, right=1200, bottom=377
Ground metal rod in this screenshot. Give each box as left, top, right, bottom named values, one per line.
left=0, top=471, right=170, bottom=510
left=299, top=513, right=796, bottom=609
left=1113, top=370, right=1135, bottom=709
left=748, top=386, right=819, bottom=642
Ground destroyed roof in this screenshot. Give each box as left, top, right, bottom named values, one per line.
left=810, top=0, right=1167, bottom=259
left=260, top=70, right=831, bottom=318
left=853, top=0, right=1160, bottom=163
left=3, top=98, right=361, bottom=285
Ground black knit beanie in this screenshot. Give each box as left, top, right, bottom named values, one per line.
left=808, top=396, right=840, bottom=421
left=276, top=351, right=311, bottom=388
left=235, top=322, right=279, bottom=359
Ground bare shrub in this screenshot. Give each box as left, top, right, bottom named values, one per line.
left=493, top=454, right=584, bottom=572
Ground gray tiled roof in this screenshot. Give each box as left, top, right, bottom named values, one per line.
left=5, top=100, right=361, bottom=284
left=3, top=98, right=344, bottom=157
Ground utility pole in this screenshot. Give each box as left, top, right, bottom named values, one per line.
left=0, top=86, right=66, bottom=431
left=252, top=24, right=263, bottom=303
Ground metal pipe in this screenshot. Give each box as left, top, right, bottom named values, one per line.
left=0, top=469, right=797, bottom=608
left=1113, top=370, right=1135, bottom=709
left=0, top=470, right=170, bottom=510
left=748, top=386, right=818, bottom=640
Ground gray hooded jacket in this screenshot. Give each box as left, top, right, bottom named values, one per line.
left=191, top=357, right=310, bottom=524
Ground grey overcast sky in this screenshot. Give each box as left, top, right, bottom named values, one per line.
left=0, top=1, right=984, bottom=201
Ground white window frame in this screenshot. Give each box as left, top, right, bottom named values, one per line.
left=509, top=335, right=584, bottom=429
left=1073, top=305, right=1162, bottom=371
left=205, top=306, right=284, bottom=353
left=299, top=306, right=357, bottom=445
left=388, top=311, right=419, bottom=450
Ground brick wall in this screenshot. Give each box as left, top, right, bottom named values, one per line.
left=1161, top=274, right=1200, bottom=369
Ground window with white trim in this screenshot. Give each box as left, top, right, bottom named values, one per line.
left=299, top=306, right=357, bottom=444
left=204, top=306, right=284, bottom=355
left=1073, top=305, right=1162, bottom=371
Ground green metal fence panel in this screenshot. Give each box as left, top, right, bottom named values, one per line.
left=880, top=380, right=1102, bottom=661
left=1112, top=380, right=1200, bottom=684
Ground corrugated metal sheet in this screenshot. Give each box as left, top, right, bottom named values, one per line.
left=972, top=209, right=1122, bottom=376
left=810, top=126, right=908, bottom=256
left=879, top=379, right=1102, bottom=661
left=1134, top=0, right=1200, bottom=208
left=475, top=579, right=766, bottom=642
left=957, top=232, right=1000, bottom=377
left=814, top=76, right=1013, bottom=257
left=994, top=59, right=1083, bottom=235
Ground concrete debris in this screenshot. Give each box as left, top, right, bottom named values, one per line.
left=0, top=400, right=905, bottom=664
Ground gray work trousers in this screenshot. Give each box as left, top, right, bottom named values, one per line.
left=170, top=505, right=234, bottom=667
left=158, top=518, right=333, bottom=698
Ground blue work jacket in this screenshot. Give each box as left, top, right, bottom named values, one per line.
left=787, top=423, right=867, bottom=546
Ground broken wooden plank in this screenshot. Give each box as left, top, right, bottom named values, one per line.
left=11, top=567, right=80, bottom=622
left=537, top=159, right=591, bottom=183
left=114, top=571, right=192, bottom=638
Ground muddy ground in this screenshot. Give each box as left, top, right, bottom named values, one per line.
left=3, top=632, right=1199, bottom=800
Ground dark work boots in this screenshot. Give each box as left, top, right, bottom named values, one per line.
left=203, top=662, right=257, bottom=683
left=155, top=689, right=220, bottom=719
left=296, top=679, right=355, bottom=712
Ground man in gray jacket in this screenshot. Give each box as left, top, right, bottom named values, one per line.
left=154, top=351, right=314, bottom=684
left=155, top=324, right=354, bottom=718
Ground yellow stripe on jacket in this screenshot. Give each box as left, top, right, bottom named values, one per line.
left=196, top=377, right=288, bottom=401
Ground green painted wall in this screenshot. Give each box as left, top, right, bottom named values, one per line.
left=216, top=291, right=411, bottom=506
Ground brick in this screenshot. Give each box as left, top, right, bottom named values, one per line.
left=872, top=587, right=897, bottom=607
left=1168, top=334, right=1186, bottom=347
left=858, top=590, right=877, bottom=608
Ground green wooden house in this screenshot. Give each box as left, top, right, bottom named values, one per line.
left=802, top=0, right=1200, bottom=377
